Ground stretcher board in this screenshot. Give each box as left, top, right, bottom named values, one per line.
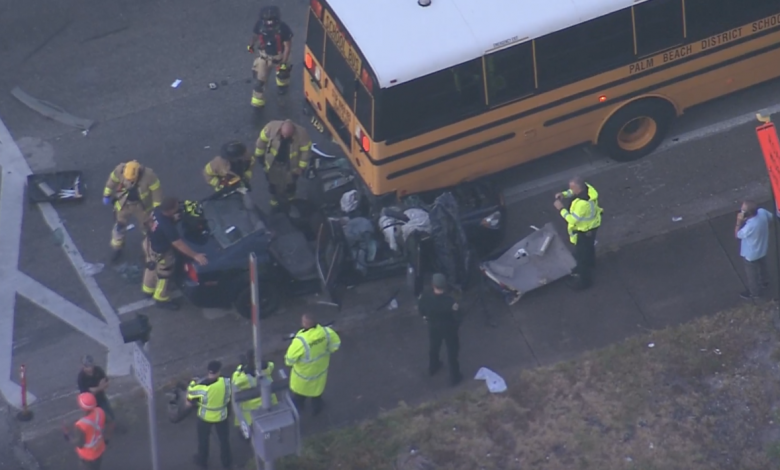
left=27, top=171, right=84, bottom=203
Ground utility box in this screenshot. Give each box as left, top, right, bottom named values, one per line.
left=250, top=396, right=301, bottom=463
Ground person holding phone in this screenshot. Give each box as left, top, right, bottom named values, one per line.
left=735, top=200, right=773, bottom=300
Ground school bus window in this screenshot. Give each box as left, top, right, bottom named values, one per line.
left=324, top=33, right=357, bottom=101
left=355, top=78, right=373, bottom=135
left=375, top=59, right=485, bottom=142
left=485, top=41, right=536, bottom=106
left=633, top=0, right=684, bottom=57
left=535, top=8, right=634, bottom=89
left=306, top=9, right=326, bottom=63
left=685, top=0, right=780, bottom=41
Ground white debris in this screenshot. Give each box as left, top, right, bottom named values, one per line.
left=81, top=129, right=89, bottom=136
left=126, top=224, right=135, bottom=231
left=81, top=263, right=104, bottom=276
left=672, top=216, right=683, bottom=222
left=714, top=349, right=722, bottom=355
left=648, top=343, right=655, bottom=348
left=388, top=298, right=398, bottom=310
left=171, top=79, right=182, bottom=88
left=474, top=367, right=507, bottom=393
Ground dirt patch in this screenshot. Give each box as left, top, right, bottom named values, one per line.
left=277, top=304, right=780, bottom=470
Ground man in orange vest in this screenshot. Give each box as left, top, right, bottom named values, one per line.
left=63, top=392, right=107, bottom=470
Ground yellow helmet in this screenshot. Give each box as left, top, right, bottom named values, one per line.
left=123, top=160, right=141, bottom=182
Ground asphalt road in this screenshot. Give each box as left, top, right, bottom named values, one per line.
left=2, top=0, right=780, bottom=466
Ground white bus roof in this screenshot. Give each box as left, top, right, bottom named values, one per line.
left=327, top=0, right=650, bottom=89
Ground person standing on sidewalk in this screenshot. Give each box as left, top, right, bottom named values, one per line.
left=63, top=392, right=106, bottom=470
left=187, top=360, right=233, bottom=470
left=554, top=176, right=603, bottom=290
left=285, top=313, right=341, bottom=416
left=735, top=200, right=773, bottom=300
left=232, top=349, right=277, bottom=435
left=77, top=355, right=116, bottom=437
left=418, top=273, right=463, bottom=386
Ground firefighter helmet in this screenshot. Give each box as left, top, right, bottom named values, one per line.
left=123, top=160, right=141, bottom=182
left=259, top=6, right=281, bottom=30
left=221, top=141, right=247, bottom=161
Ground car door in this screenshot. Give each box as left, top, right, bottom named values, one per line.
left=315, top=218, right=347, bottom=307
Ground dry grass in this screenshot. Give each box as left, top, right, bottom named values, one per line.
left=277, top=304, right=780, bottom=470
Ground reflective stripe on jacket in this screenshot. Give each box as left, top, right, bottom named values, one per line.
left=254, top=120, right=312, bottom=172
left=285, top=324, right=341, bottom=397
left=560, top=183, right=602, bottom=244
left=187, top=377, right=231, bottom=423
left=75, top=408, right=106, bottom=461
left=231, top=363, right=277, bottom=426
left=203, top=155, right=256, bottom=190
left=103, top=162, right=162, bottom=211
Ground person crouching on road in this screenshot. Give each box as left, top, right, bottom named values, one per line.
left=63, top=392, right=107, bottom=470
left=142, top=197, right=208, bottom=310
left=418, top=273, right=463, bottom=386
left=232, top=349, right=277, bottom=436
left=204, top=141, right=256, bottom=192
left=187, top=361, right=233, bottom=470
left=735, top=200, right=773, bottom=301
left=103, top=160, right=163, bottom=263
left=554, top=176, right=603, bottom=290
left=285, top=313, right=341, bottom=416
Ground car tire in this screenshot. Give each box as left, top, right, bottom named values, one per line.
left=234, top=283, right=280, bottom=319
left=597, top=100, right=675, bottom=162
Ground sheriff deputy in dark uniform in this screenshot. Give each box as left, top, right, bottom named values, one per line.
left=142, top=196, right=208, bottom=310
left=418, top=273, right=463, bottom=386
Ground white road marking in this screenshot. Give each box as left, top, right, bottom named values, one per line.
left=0, top=117, right=132, bottom=409
left=116, top=292, right=182, bottom=316
left=503, top=102, right=780, bottom=204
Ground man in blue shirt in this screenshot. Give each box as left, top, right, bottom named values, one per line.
left=735, top=200, right=773, bottom=300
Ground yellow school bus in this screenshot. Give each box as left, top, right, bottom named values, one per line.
left=303, top=0, right=780, bottom=198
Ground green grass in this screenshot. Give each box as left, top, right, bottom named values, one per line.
left=274, top=304, right=780, bottom=470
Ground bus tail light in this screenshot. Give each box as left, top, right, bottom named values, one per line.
left=311, top=0, right=323, bottom=19
left=304, top=53, right=314, bottom=70
left=355, top=127, right=371, bottom=153
left=598, top=95, right=607, bottom=102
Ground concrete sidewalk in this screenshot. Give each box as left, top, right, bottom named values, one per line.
left=20, top=205, right=778, bottom=470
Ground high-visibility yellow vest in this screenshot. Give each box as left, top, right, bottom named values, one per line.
left=187, top=377, right=231, bottom=423
left=285, top=325, right=341, bottom=397
left=559, top=183, right=603, bottom=244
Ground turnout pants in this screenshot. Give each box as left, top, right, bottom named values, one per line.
left=572, top=228, right=597, bottom=288
left=429, top=327, right=461, bottom=383
left=142, top=238, right=175, bottom=302
left=251, top=53, right=288, bottom=107
left=110, top=202, right=148, bottom=250
left=265, top=163, right=297, bottom=208
left=195, top=419, right=232, bottom=469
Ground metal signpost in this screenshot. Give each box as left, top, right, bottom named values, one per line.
left=133, top=342, right=160, bottom=470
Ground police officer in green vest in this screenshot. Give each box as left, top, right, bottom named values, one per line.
left=231, top=349, right=277, bottom=436
left=554, top=176, right=603, bottom=290
left=187, top=361, right=232, bottom=469
left=285, top=313, right=341, bottom=416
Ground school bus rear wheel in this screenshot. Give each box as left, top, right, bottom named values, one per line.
left=598, top=100, right=674, bottom=162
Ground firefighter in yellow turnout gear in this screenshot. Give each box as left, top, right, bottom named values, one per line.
left=103, top=160, right=162, bottom=261
left=285, top=314, right=340, bottom=416
left=231, top=349, right=277, bottom=432
left=203, top=142, right=256, bottom=192
left=255, top=119, right=312, bottom=210
left=248, top=6, right=293, bottom=108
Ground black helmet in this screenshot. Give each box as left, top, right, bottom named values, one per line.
left=221, top=141, right=247, bottom=160
left=260, top=6, right=281, bottom=29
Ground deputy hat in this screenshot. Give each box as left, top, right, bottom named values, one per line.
left=432, top=273, right=447, bottom=289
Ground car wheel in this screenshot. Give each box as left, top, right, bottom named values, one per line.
left=234, top=283, right=280, bottom=319
left=597, top=99, right=675, bottom=162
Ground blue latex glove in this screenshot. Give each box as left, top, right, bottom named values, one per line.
left=102, top=197, right=111, bottom=206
